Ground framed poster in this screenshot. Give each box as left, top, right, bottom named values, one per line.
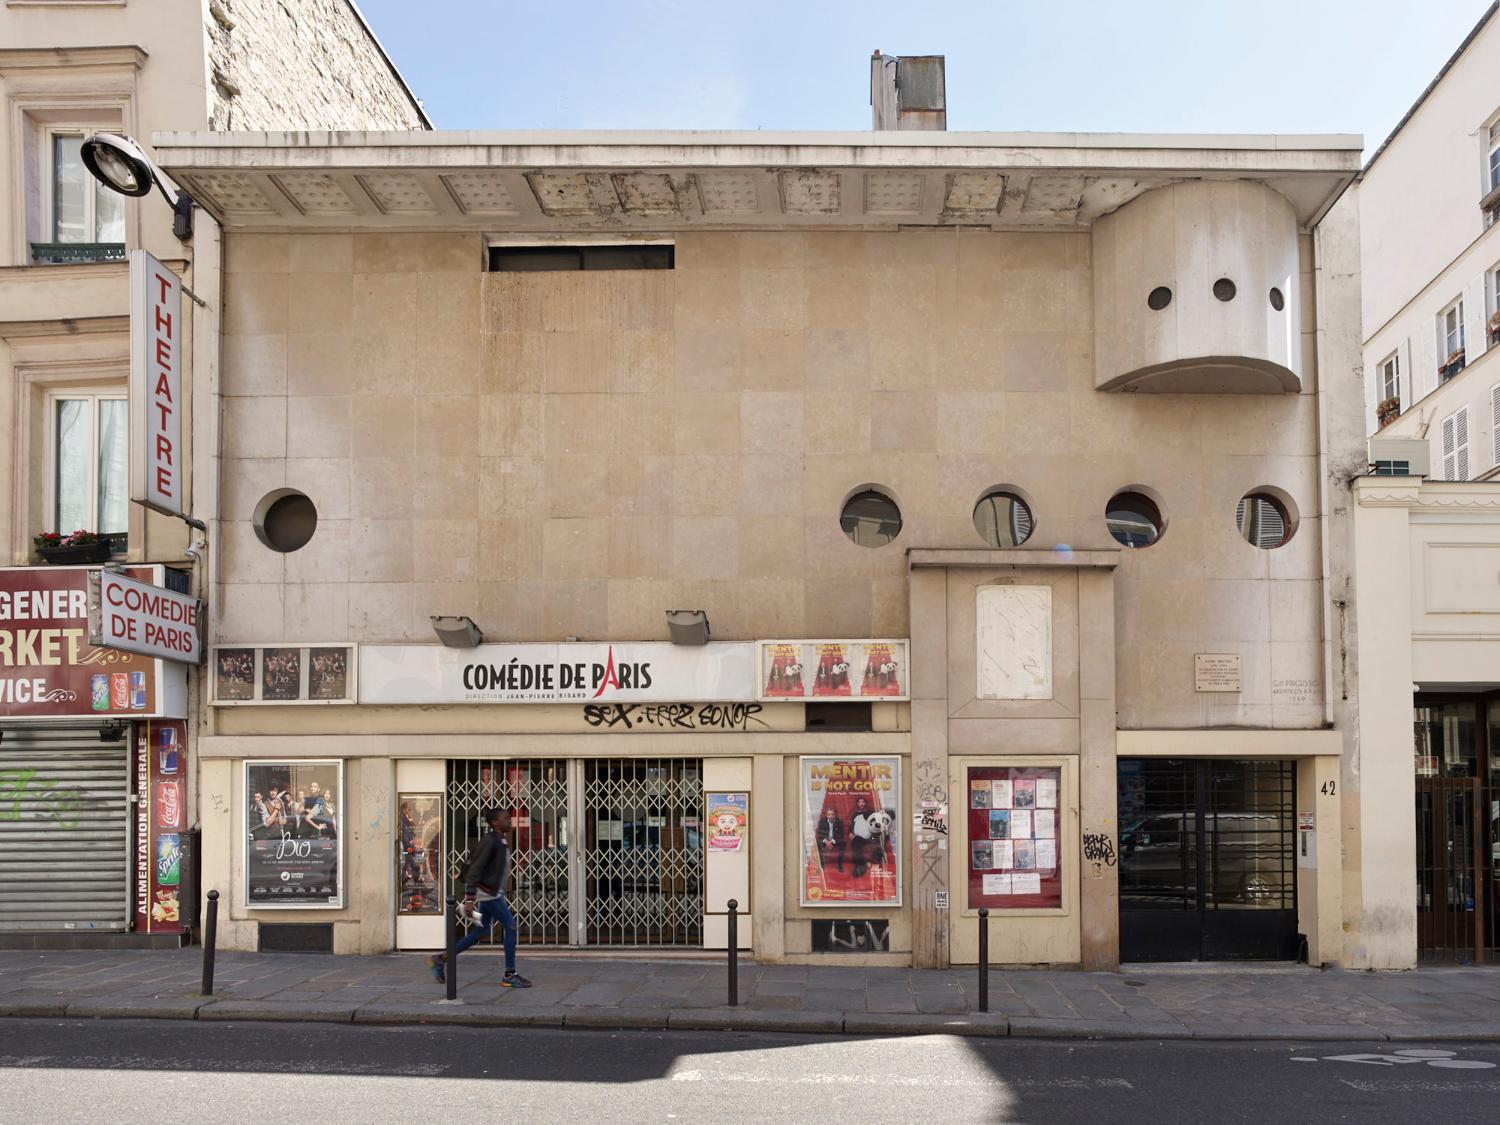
left=211, top=644, right=357, bottom=704
left=245, top=760, right=343, bottom=908
left=706, top=792, right=748, bottom=852
left=800, top=756, right=901, bottom=906
left=759, top=640, right=908, bottom=702
left=966, top=764, right=1061, bottom=909
left=397, top=794, right=442, bottom=915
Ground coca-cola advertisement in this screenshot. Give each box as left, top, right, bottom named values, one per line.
left=245, top=760, right=342, bottom=907
left=133, top=720, right=186, bottom=933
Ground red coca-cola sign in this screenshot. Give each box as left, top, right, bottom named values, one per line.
left=155, top=780, right=183, bottom=830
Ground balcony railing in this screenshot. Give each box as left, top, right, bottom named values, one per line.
left=29, top=242, right=126, bottom=265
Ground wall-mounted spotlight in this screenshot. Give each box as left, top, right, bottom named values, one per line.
left=431, top=615, right=484, bottom=649
left=666, top=609, right=710, bottom=646
left=80, top=133, right=195, bottom=240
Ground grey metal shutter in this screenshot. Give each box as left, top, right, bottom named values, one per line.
left=0, top=723, right=131, bottom=931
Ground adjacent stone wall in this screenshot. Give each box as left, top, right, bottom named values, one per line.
left=206, top=0, right=426, bottom=131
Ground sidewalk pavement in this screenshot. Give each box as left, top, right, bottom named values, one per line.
left=3, top=949, right=1500, bottom=1041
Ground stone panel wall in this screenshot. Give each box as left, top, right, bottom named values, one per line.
left=206, top=0, right=425, bottom=130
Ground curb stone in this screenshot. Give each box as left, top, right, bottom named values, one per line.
left=198, top=1000, right=358, bottom=1023
left=0, top=999, right=67, bottom=1019
left=1182, top=1023, right=1388, bottom=1041
left=353, top=1003, right=564, bottom=1028
left=842, top=1012, right=1010, bottom=1038
left=1008, top=1016, right=1187, bottom=1040
left=65, top=998, right=207, bottom=1021
left=562, top=1007, right=672, bottom=1030
left=668, top=1009, right=845, bottom=1034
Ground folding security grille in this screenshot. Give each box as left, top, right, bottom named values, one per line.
left=446, top=759, right=570, bottom=945
left=583, top=758, right=704, bottom=947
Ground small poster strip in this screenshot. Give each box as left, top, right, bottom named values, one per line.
left=212, top=644, right=356, bottom=705
left=759, top=640, right=908, bottom=702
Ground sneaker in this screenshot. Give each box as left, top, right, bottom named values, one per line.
left=500, top=972, right=532, bottom=988
left=426, top=955, right=445, bottom=984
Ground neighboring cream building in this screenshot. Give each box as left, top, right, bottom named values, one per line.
left=1356, top=1, right=1500, bottom=966
left=0, top=0, right=425, bottom=945
left=152, top=79, right=1373, bottom=966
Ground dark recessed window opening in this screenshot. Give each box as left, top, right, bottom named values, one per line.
left=1236, top=492, right=1292, bottom=549
left=1106, top=491, right=1164, bottom=549
left=973, top=490, right=1034, bottom=548
left=805, top=702, right=873, bottom=732
left=839, top=489, right=902, bottom=547
left=254, top=489, right=318, bottom=553
left=1213, top=277, right=1237, bottom=302
left=1268, top=287, right=1285, bottom=312
left=488, top=244, right=674, bottom=271
left=1147, top=286, right=1173, bottom=311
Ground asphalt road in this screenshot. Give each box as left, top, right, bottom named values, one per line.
left=2, top=1019, right=1498, bottom=1124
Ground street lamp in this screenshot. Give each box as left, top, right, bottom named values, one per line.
left=80, top=133, right=194, bottom=240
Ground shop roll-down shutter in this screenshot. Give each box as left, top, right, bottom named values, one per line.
left=0, top=723, right=131, bottom=931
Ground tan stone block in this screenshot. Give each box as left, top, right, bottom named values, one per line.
left=674, top=269, right=742, bottom=331
left=805, top=329, right=870, bottom=391
left=352, top=273, right=412, bottom=333
left=421, top=332, right=480, bottom=395
left=222, top=458, right=287, bottom=522
left=804, top=390, right=870, bottom=455
left=351, top=458, right=413, bottom=519
left=737, top=515, right=803, bottom=579
left=607, top=393, right=673, bottom=458
left=598, top=273, right=673, bottom=332
left=288, top=333, right=357, bottom=397
left=1000, top=331, right=1075, bottom=393
left=609, top=515, right=672, bottom=579
left=480, top=331, right=539, bottom=394
left=870, top=392, right=936, bottom=453
left=480, top=395, right=543, bottom=458
left=222, top=334, right=287, bottom=398
left=544, top=580, right=609, bottom=639
left=285, top=457, right=351, bottom=519
left=512, top=273, right=588, bottom=332
left=738, top=455, right=803, bottom=517
left=216, top=582, right=285, bottom=642
left=223, top=396, right=286, bottom=460
left=868, top=266, right=939, bottom=335
left=870, top=575, right=909, bottom=636
left=416, top=273, right=481, bottom=337
left=544, top=454, right=611, bottom=518
left=673, top=393, right=740, bottom=454
left=543, top=392, right=611, bottom=457
left=287, top=272, right=352, bottom=335
left=416, top=518, right=481, bottom=582
left=220, top=520, right=283, bottom=585
left=1270, top=578, right=1322, bottom=644
left=479, top=518, right=543, bottom=581
left=672, top=455, right=738, bottom=516
left=542, top=517, right=609, bottom=581
left=676, top=233, right=739, bottom=271
left=478, top=581, right=525, bottom=640
left=611, top=331, right=673, bottom=393
left=350, top=330, right=418, bottom=396
left=281, top=582, right=349, bottom=642
left=223, top=276, right=287, bottom=336
left=413, top=456, right=480, bottom=519
left=607, top=578, right=672, bottom=638
left=934, top=393, right=1004, bottom=454
left=805, top=268, right=870, bottom=331
left=674, top=328, right=743, bottom=392
left=478, top=457, right=543, bottom=517
left=414, top=396, right=479, bottom=456
left=741, top=392, right=804, bottom=454
left=408, top=581, right=480, bottom=638
left=353, top=233, right=479, bottom=273
left=607, top=453, right=672, bottom=517
left=867, top=325, right=938, bottom=392
left=481, top=273, right=522, bottom=334
left=284, top=517, right=350, bottom=585
left=803, top=577, right=873, bottom=635
left=1001, top=391, right=1072, bottom=455
left=348, top=518, right=414, bottom=582
left=350, top=396, right=415, bottom=458
left=803, top=516, right=872, bottom=580
left=740, top=328, right=807, bottom=391
left=738, top=232, right=806, bottom=269
left=673, top=516, right=739, bottom=580
left=288, top=234, right=353, bottom=274
left=804, top=232, right=872, bottom=269
left=741, top=269, right=806, bottom=330
left=527, top=331, right=606, bottom=394
left=937, top=329, right=1005, bottom=392
left=225, top=234, right=288, bottom=274
left=740, top=578, right=806, bottom=637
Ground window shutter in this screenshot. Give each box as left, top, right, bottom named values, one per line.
left=1456, top=406, right=1471, bottom=480
left=1397, top=337, right=1411, bottom=403
left=1492, top=384, right=1500, bottom=471
left=1465, top=274, right=1488, bottom=361
left=1442, top=413, right=1457, bottom=480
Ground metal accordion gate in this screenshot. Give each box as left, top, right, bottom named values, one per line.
left=444, top=757, right=704, bottom=948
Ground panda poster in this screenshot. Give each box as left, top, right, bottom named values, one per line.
left=800, top=756, right=902, bottom=906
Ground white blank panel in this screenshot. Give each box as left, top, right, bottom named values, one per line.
left=704, top=912, right=752, bottom=950
left=396, top=914, right=444, bottom=950
left=976, top=585, right=1053, bottom=699
left=396, top=759, right=445, bottom=791
left=704, top=757, right=752, bottom=789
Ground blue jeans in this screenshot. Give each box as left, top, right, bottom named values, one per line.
left=452, top=896, right=517, bottom=972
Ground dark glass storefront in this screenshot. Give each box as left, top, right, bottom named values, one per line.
left=1118, top=758, right=1298, bottom=961
left=1413, top=696, right=1500, bottom=963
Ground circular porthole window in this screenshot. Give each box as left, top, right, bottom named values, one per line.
left=1213, top=277, right=1237, bottom=302
left=1268, top=287, right=1286, bottom=312
left=1147, top=286, right=1173, bottom=311
left=1236, top=490, right=1295, bottom=549
left=839, top=488, right=902, bottom=548
left=253, top=489, right=318, bottom=553
left=1106, top=489, right=1165, bottom=549
left=973, top=489, right=1034, bottom=548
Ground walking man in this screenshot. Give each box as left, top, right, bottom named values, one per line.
left=427, top=807, right=532, bottom=988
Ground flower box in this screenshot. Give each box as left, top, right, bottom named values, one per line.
left=33, top=530, right=113, bottom=565
left=1376, top=396, right=1402, bottom=428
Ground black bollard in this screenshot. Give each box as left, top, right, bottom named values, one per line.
left=201, top=889, right=219, bottom=996
left=727, top=898, right=739, bottom=1007
left=977, top=907, right=990, bottom=1013
left=445, top=895, right=458, bottom=1001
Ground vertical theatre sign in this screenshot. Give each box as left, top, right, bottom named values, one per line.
left=130, top=250, right=184, bottom=517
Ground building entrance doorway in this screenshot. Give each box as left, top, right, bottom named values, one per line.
left=1118, top=758, right=1297, bottom=961
left=444, top=758, right=704, bottom=948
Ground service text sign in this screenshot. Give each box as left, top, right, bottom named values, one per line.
left=130, top=250, right=184, bottom=517
left=90, top=570, right=203, bottom=665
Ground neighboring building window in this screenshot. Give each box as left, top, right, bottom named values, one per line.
left=35, top=130, right=126, bottom=263
left=1439, top=298, right=1466, bottom=379
left=1441, top=406, right=1470, bottom=481
left=1489, top=119, right=1500, bottom=194
left=49, top=392, right=128, bottom=541
left=1489, top=263, right=1500, bottom=347
left=1379, top=352, right=1400, bottom=404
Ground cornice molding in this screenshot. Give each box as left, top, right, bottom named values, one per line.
left=0, top=45, right=147, bottom=76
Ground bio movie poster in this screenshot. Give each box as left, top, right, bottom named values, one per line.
left=245, top=760, right=342, bottom=907
left=134, top=720, right=186, bottom=933
left=215, top=648, right=255, bottom=701
left=801, top=756, right=901, bottom=906
left=707, top=793, right=749, bottom=852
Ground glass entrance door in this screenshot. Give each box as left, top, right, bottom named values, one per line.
left=443, top=757, right=703, bottom=948
left=1118, top=758, right=1297, bottom=961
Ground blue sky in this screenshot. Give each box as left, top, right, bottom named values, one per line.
left=358, top=0, right=1492, bottom=157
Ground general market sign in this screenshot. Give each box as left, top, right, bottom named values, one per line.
left=359, top=642, right=758, bottom=705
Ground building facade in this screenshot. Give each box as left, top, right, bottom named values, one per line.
left=152, top=121, right=1371, bottom=966
left=0, top=0, right=425, bottom=944
left=1356, top=2, right=1500, bottom=966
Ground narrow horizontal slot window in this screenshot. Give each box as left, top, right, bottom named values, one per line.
left=489, top=244, right=674, bottom=271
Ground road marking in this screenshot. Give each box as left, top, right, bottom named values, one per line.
left=1289, top=1048, right=1495, bottom=1071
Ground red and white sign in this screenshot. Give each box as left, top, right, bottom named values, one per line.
left=130, top=250, right=184, bottom=517
left=90, top=569, right=203, bottom=665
